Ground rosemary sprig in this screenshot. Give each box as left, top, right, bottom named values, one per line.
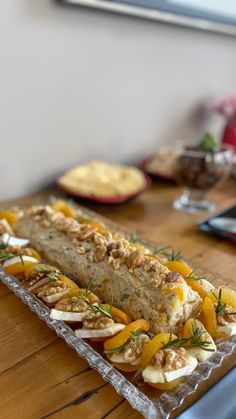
left=154, top=247, right=182, bottom=261
left=129, top=232, right=148, bottom=246
left=35, top=265, right=62, bottom=282
left=210, top=289, right=236, bottom=317
left=187, top=270, right=205, bottom=282
left=211, top=289, right=226, bottom=317
left=167, top=250, right=182, bottom=261
left=162, top=323, right=214, bottom=352
left=77, top=293, right=113, bottom=319
left=0, top=252, right=15, bottom=261
left=85, top=277, right=94, bottom=298
left=153, top=246, right=171, bottom=256
left=0, top=241, right=7, bottom=250
left=104, top=331, right=142, bottom=354
left=76, top=277, right=114, bottom=318
left=19, top=254, right=24, bottom=265
left=104, top=341, right=131, bottom=354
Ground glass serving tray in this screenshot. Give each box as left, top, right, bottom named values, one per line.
left=1, top=204, right=236, bottom=418
left=1, top=269, right=235, bottom=418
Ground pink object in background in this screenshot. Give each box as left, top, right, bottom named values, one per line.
left=213, top=93, right=236, bottom=152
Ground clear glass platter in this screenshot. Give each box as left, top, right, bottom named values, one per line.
left=1, top=269, right=235, bottom=418
left=1, top=204, right=236, bottom=418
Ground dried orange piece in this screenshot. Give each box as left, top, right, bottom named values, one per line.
left=185, top=278, right=208, bottom=299
left=51, top=200, right=76, bottom=218
left=198, top=297, right=224, bottom=339
left=4, top=259, right=37, bottom=277
left=26, top=248, right=41, bottom=262
left=79, top=217, right=105, bottom=234
left=104, top=319, right=149, bottom=351
left=165, top=260, right=192, bottom=277
left=58, top=274, right=78, bottom=289
left=0, top=210, right=18, bottom=226
left=140, top=333, right=177, bottom=370
left=60, top=288, right=98, bottom=304
left=24, top=263, right=55, bottom=278
left=207, top=288, right=236, bottom=310
left=148, top=379, right=182, bottom=390
left=107, top=306, right=131, bottom=325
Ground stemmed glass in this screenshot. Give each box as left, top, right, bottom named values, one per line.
left=173, top=145, right=233, bottom=213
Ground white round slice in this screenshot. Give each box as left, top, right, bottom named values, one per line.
left=142, top=355, right=198, bottom=384
left=142, top=366, right=165, bottom=384
left=42, top=289, right=69, bottom=304
left=108, top=352, right=140, bottom=365
left=201, top=278, right=214, bottom=292
left=3, top=255, right=38, bottom=268
left=1, top=233, right=29, bottom=248
left=75, top=323, right=125, bottom=338
left=187, top=320, right=217, bottom=361
left=108, top=352, right=126, bottom=363
left=217, top=323, right=236, bottom=336
left=28, top=277, right=51, bottom=292
left=164, top=356, right=198, bottom=382
left=50, top=309, right=90, bottom=322
left=188, top=337, right=216, bottom=361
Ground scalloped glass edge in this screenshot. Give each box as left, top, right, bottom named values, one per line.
left=1, top=269, right=235, bottom=419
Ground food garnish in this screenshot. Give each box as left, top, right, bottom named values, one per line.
left=104, top=320, right=150, bottom=352
left=0, top=209, right=19, bottom=226
left=198, top=132, right=217, bottom=152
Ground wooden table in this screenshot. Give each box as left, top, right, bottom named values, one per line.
left=1, top=180, right=236, bottom=419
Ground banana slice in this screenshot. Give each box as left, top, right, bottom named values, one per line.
left=50, top=309, right=90, bottom=322
left=75, top=323, right=125, bottom=338
left=3, top=255, right=38, bottom=268
left=142, top=355, right=197, bottom=384
left=1, top=233, right=29, bottom=248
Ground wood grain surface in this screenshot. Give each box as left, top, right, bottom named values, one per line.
left=0, top=179, right=235, bottom=419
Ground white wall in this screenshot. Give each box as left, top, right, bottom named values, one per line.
left=0, top=1, right=235, bottom=200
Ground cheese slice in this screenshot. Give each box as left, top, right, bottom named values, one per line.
left=50, top=309, right=90, bottom=322
left=142, top=355, right=198, bottom=384
left=1, top=233, right=29, bottom=248
left=75, top=323, right=125, bottom=338
left=28, top=277, right=51, bottom=292
left=188, top=336, right=216, bottom=361
left=217, top=323, right=236, bottom=336
left=164, top=357, right=197, bottom=382
left=42, top=290, right=69, bottom=304
left=201, top=278, right=214, bottom=292
left=3, top=255, right=38, bottom=268
left=142, top=366, right=165, bottom=384
left=0, top=219, right=14, bottom=235
left=108, top=352, right=140, bottom=365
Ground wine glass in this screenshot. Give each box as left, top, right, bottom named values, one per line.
left=173, top=145, right=233, bottom=213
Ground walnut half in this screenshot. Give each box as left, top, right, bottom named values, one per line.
left=127, top=250, right=144, bottom=269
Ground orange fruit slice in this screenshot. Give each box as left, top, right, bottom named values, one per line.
left=165, top=260, right=192, bottom=277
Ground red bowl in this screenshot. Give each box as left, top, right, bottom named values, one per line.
left=58, top=174, right=152, bottom=205
left=140, top=155, right=176, bottom=182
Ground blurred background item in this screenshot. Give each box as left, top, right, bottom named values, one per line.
left=213, top=92, right=236, bottom=178
left=173, top=134, right=232, bottom=213
left=141, top=148, right=181, bottom=181
left=1, top=3, right=236, bottom=200
left=58, top=160, right=151, bottom=203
